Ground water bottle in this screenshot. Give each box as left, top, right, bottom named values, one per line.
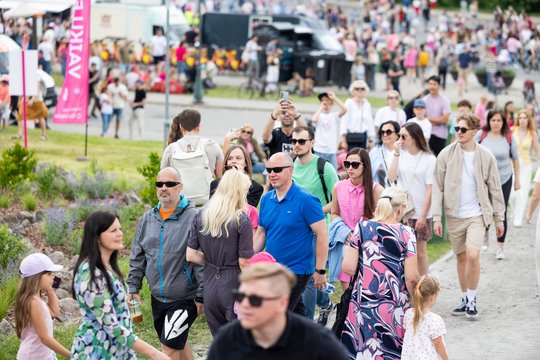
left=324, top=283, right=335, bottom=294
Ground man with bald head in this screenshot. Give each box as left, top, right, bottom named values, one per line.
left=255, top=153, right=329, bottom=317
left=128, top=167, right=203, bottom=360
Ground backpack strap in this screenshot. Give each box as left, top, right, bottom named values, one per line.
left=479, top=130, right=488, bottom=143
left=504, top=131, right=512, bottom=145
left=317, top=157, right=330, bottom=204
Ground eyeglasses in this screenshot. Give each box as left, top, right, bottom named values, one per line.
left=266, top=166, right=291, bottom=174
left=156, top=181, right=181, bottom=188
left=241, top=130, right=253, bottom=135
left=343, top=161, right=363, bottom=169
left=380, top=129, right=396, bottom=137
left=454, top=126, right=472, bottom=134
left=232, top=290, right=281, bottom=307
left=291, top=138, right=311, bottom=145
left=354, top=87, right=366, bottom=91
left=387, top=96, right=399, bottom=100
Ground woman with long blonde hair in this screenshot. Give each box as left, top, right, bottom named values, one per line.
left=187, top=168, right=254, bottom=336
left=512, top=109, right=540, bottom=227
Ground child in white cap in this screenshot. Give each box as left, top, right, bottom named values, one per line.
left=15, top=253, right=70, bottom=359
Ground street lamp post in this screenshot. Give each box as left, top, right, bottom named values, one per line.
left=193, top=0, right=203, bottom=104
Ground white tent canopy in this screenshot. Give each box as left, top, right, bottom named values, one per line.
left=0, top=0, right=75, bottom=14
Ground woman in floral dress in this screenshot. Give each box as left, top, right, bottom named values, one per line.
left=340, top=187, right=419, bottom=359
left=71, top=211, right=169, bottom=360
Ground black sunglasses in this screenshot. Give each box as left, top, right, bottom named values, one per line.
left=454, top=126, right=472, bottom=134
left=266, top=166, right=291, bottom=174
left=156, top=181, right=181, bottom=188
left=343, top=161, right=363, bottom=169
left=241, top=130, right=253, bottom=135
left=354, top=87, right=366, bottom=91
left=291, top=138, right=311, bottom=145
left=380, top=129, right=397, bottom=136
left=232, top=290, right=281, bottom=307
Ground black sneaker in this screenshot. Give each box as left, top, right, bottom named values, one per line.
left=466, top=299, right=479, bottom=320
left=317, top=303, right=333, bottom=326
left=451, top=298, right=467, bottom=316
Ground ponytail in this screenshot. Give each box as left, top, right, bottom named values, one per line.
left=412, top=275, right=441, bottom=334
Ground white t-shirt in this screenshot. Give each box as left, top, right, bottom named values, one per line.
left=107, top=83, right=128, bottom=109
left=396, top=150, right=436, bottom=219
left=340, top=98, right=375, bottom=138
left=314, top=111, right=341, bottom=154
left=374, top=106, right=406, bottom=127
left=402, top=308, right=446, bottom=360
left=99, top=93, right=113, bottom=114
left=458, top=150, right=483, bottom=218
left=151, top=35, right=167, bottom=57
left=38, top=41, right=54, bottom=61
left=408, top=117, right=432, bottom=141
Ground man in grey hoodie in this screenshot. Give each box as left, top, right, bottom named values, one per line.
left=128, top=167, right=203, bottom=360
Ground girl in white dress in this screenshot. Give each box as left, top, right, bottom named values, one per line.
left=402, top=276, right=449, bottom=360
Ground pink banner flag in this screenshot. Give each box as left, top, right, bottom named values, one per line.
left=53, top=0, right=90, bottom=124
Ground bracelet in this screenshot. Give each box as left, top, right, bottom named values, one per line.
left=294, top=113, right=302, bottom=120
left=270, top=112, right=277, bottom=120
left=393, top=152, right=400, bottom=156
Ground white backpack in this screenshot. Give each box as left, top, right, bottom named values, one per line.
left=171, top=138, right=212, bottom=206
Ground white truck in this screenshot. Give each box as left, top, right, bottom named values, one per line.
left=90, top=3, right=189, bottom=44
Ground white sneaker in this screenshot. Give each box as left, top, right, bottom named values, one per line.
left=496, top=248, right=505, bottom=260
left=481, top=237, right=488, bottom=251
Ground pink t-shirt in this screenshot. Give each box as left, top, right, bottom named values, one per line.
left=246, top=204, right=258, bottom=229
left=17, top=297, right=54, bottom=360
left=404, top=49, right=418, bottom=68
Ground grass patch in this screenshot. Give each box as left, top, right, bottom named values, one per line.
left=0, top=128, right=162, bottom=185
left=0, top=276, right=19, bottom=320
left=21, top=193, right=37, bottom=212
left=0, top=194, right=10, bottom=208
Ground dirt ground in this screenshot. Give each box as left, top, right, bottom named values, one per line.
left=430, top=221, right=540, bottom=359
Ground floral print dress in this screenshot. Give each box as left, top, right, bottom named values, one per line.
left=71, top=260, right=137, bottom=359
left=340, top=220, right=417, bottom=360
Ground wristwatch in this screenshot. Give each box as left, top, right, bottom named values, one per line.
left=315, top=269, right=326, bottom=275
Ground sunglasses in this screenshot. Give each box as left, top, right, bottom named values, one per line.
left=232, top=290, right=281, bottom=307
left=343, top=161, right=363, bottom=169
left=454, top=126, right=472, bottom=134
left=266, top=166, right=291, bottom=174
left=387, top=96, right=399, bottom=100
left=156, top=181, right=181, bottom=188
left=241, top=130, right=253, bottom=135
left=291, top=138, right=311, bottom=145
left=354, top=87, right=366, bottom=91
left=380, top=129, right=397, bottom=136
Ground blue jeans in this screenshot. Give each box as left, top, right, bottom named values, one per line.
left=314, top=151, right=337, bottom=169
left=252, top=161, right=266, bottom=182
left=101, top=113, right=112, bottom=135
left=112, top=108, right=123, bottom=122
left=302, top=278, right=331, bottom=320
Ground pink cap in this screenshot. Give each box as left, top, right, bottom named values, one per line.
left=0, top=74, right=9, bottom=83
left=248, top=252, right=276, bottom=265
left=19, top=253, right=63, bottom=278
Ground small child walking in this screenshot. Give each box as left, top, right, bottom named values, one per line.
left=402, top=275, right=449, bottom=360
left=15, top=253, right=71, bottom=359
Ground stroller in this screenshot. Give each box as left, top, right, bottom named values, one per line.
left=523, top=80, right=536, bottom=106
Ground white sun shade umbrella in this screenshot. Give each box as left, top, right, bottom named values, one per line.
left=2, top=2, right=44, bottom=19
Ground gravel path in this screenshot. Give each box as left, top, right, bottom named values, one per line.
left=429, top=221, right=540, bottom=359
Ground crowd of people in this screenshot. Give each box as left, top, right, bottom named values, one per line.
left=13, top=80, right=540, bottom=358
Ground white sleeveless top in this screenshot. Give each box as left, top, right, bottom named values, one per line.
left=17, top=296, right=56, bottom=360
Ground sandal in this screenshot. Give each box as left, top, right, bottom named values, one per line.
left=40, top=136, right=46, bottom=141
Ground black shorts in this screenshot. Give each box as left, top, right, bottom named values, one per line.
left=151, top=296, right=198, bottom=350
left=153, top=55, right=165, bottom=64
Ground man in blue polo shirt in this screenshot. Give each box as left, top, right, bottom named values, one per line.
left=255, top=152, right=329, bottom=316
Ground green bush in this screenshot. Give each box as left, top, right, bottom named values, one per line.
left=0, top=275, right=19, bottom=320
left=69, top=202, right=98, bottom=223
left=68, top=228, right=83, bottom=256
left=22, top=193, right=37, bottom=212
left=118, top=204, right=144, bottom=248
left=0, top=195, right=9, bottom=209
left=137, top=152, right=161, bottom=206
left=35, top=164, right=73, bottom=201
left=43, top=208, right=75, bottom=247
left=0, top=225, right=27, bottom=274
left=0, top=143, right=37, bottom=190
left=76, top=160, right=115, bottom=200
